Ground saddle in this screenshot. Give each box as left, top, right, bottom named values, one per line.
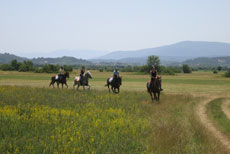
left=75, top=76, right=80, bottom=82
left=109, top=77, right=113, bottom=83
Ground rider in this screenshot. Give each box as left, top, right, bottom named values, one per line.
left=56, top=66, right=64, bottom=80
left=113, top=68, right=120, bottom=78
left=150, top=66, right=163, bottom=91
left=109, top=68, right=120, bottom=83
left=80, top=66, right=85, bottom=85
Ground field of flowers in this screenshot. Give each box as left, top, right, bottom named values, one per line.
left=0, top=86, right=151, bottom=153
left=1, top=70, right=230, bottom=153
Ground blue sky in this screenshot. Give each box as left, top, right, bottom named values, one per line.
left=0, top=0, right=230, bottom=55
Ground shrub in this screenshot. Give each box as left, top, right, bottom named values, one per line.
left=182, top=64, right=192, bottom=73
left=224, top=71, right=230, bottom=78
left=63, top=65, right=73, bottom=72
left=19, top=61, right=34, bottom=72
left=0, top=64, right=14, bottom=71
left=42, top=64, right=59, bottom=73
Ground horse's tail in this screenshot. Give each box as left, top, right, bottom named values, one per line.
left=105, top=78, right=109, bottom=87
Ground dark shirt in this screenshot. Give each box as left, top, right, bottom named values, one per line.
left=80, top=69, right=85, bottom=76
left=151, top=71, right=157, bottom=78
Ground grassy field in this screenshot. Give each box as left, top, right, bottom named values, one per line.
left=0, top=70, right=230, bottom=153
left=1, top=70, right=230, bottom=94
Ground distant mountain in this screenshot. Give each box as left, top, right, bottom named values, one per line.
left=0, top=53, right=28, bottom=63
left=183, top=57, right=230, bottom=67
left=0, top=53, right=91, bottom=65
left=20, top=49, right=109, bottom=59
left=97, top=41, right=230, bottom=63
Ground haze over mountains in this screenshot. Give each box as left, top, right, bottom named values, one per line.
left=94, top=41, right=230, bottom=64
left=1, top=41, right=230, bottom=66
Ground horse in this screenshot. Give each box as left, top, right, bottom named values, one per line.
left=73, top=71, right=93, bottom=90
left=105, top=77, right=122, bottom=93
left=49, top=72, right=69, bottom=88
left=147, top=78, right=160, bottom=102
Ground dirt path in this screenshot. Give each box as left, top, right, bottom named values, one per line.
left=196, top=97, right=230, bottom=150
left=222, top=100, right=230, bottom=119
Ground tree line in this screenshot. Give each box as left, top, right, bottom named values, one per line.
left=0, top=59, right=73, bottom=73
left=1, top=56, right=229, bottom=77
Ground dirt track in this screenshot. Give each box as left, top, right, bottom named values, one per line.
left=222, top=100, right=230, bottom=119
left=196, top=97, right=230, bottom=150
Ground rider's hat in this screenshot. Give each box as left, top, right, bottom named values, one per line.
left=82, top=66, right=85, bottom=69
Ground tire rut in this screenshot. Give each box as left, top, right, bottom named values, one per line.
left=196, top=97, right=230, bottom=150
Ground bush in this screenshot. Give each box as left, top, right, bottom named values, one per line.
left=0, top=64, right=14, bottom=71
left=159, top=66, right=175, bottom=75
left=213, top=70, right=218, bottom=74
left=19, top=61, right=34, bottom=72
left=34, top=67, right=43, bottom=73
left=63, top=65, right=73, bottom=72
left=42, top=64, right=59, bottom=73
left=182, top=64, right=192, bottom=73
left=224, top=71, right=230, bottom=78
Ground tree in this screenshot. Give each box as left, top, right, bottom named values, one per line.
left=11, top=59, right=19, bottom=70
left=19, top=61, right=34, bottom=72
left=0, top=64, right=13, bottom=71
left=147, top=55, right=160, bottom=72
left=182, top=64, right=192, bottom=73
left=217, top=66, right=222, bottom=71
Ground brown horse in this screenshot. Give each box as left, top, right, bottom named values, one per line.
left=147, top=78, right=160, bottom=102
left=49, top=72, right=69, bottom=88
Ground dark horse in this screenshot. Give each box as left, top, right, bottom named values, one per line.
left=73, top=71, right=93, bottom=90
left=147, top=78, right=160, bottom=102
left=49, top=72, right=69, bottom=88
left=105, top=77, right=122, bottom=93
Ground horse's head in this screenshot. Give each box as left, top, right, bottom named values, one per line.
left=85, top=71, right=92, bottom=79
left=65, top=72, right=70, bottom=78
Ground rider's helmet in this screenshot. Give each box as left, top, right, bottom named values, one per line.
left=60, top=66, right=64, bottom=70
left=82, top=66, right=85, bottom=70
left=115, top=67, right=118, bottom=71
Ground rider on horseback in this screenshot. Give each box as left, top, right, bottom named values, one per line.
left=80, top=66, right=85, bottom=85
left=56, top=66, right=64, bottom=80
left=113, top=68, right=119, bottom=78
left=109, top=68, right=120, bottom=83
left=150, top=66, right=163, bottom=91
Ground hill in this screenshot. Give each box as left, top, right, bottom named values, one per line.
left=0, top=53, right=92, bottom=65
left=183, top=57, right=230, bottom=67
left=97, top=41, right=230, bottom=63
left=0, top=53, right=28, bottom=63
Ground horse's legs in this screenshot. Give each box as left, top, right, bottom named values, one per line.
left=88, top=84, right=91, bottom=90
left=77, top=84, right=80, bottom=90
left=149, top=92, right=153, bottom=102
left=153, top=92, right=157, bottom=101
left=117, top=87, right=120, bottom=93
left=65, top=83, right=68, bottom=88
left=158, top=92, right=160, bottom=101
left=73, top=82, right=75, bottom=90
left=61, top=83, right=63, bottom=89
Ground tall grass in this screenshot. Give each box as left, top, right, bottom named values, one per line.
left=207, top=98, right=230, bottom=136
left=0, top=86, right=228, bottom=153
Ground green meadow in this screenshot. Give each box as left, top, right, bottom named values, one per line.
left=0, top=70, right=230, bottom=153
